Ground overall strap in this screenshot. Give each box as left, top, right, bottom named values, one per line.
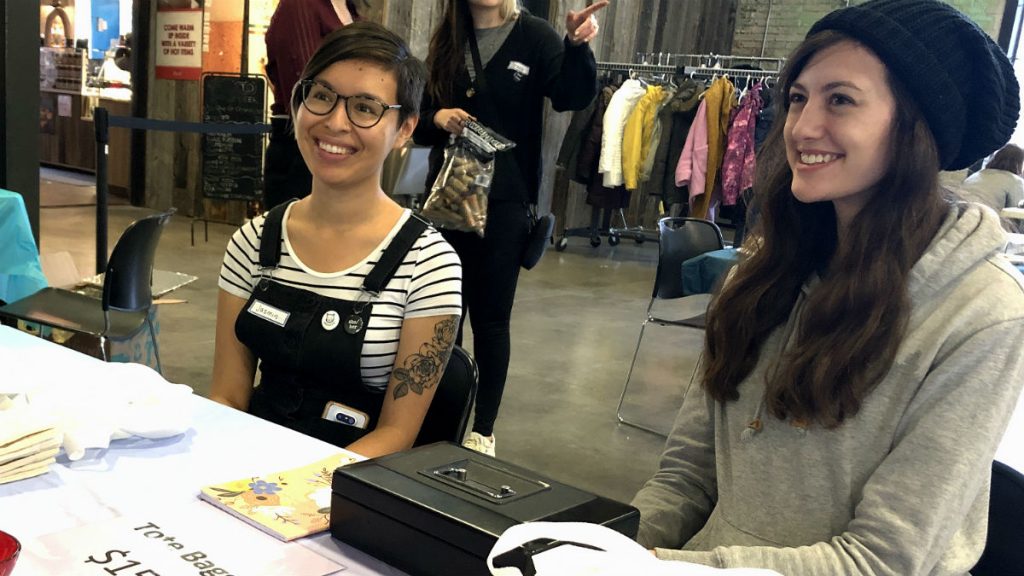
left=362, top=213, right=430, bottom=295
left=258, top=199, right=297, bottom=268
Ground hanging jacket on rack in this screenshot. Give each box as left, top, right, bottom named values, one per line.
left=754, top=83, right=776, bottom=152
left=622, top=84, right=669, bottom=190
left=580, top=86, right=629, bottom=209
left=577, top=85, right=614, bottom=184
left=649, top=78, right=702, bottom=208
left=640, top=85, right=678, bottom=186
left=557, top=96, right=600, bottom=186
left=598, top=79, right=647, bottom=188
left=675, top=99, right=709, bottom=213
left=691, top=76, right=737, bottom=220
left=721, top=81, right=764, bottom=206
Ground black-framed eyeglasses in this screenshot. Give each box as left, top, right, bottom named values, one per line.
left=297, top=79, right=402, bottom=128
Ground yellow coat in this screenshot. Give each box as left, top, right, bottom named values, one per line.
left=622, top=85, right=669, bottom=191
left=691, top=77, right=736, bottom=219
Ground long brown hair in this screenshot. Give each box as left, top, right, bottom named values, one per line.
left=425, top=0, right=473, bottom=105
left=702, top=31, right=948, bottom=428
left=425, top=0, right=520, bottom=104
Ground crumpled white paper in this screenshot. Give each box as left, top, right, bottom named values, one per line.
left=488, top=522, right=782, bottom=576
left=0, top=360, right=193, bottom=461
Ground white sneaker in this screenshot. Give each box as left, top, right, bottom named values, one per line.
left=462, top=432, right=496, bottom=457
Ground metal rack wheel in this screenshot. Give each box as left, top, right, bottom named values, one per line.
left=556, top=237, right=569, bottom=251
left=634, top=234, right=645, bottom=244
left=608, top=234, right=621, bottom=246
left=590, top=235, right=602, bottom=247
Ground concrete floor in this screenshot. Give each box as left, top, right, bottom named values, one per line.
left=34, top=177, right=696, bottom=506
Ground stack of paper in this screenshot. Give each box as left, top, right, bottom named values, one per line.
left=0, top=399, right=60, bottom=484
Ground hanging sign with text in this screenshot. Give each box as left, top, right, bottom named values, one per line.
left=155, top=7, right=204, bottom=80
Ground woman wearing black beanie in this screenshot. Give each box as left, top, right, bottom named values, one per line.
left=632, top=1, right=1023, bottom=574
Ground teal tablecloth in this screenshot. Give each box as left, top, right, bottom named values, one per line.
left=682, top=247, right=739, bottom=295
left=0, top=189, right=48, bottom=304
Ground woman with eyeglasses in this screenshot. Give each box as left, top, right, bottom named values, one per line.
left=262, top=0, right=363, bottom=211
left=211, top=22, right=463, bottom=459
left=415, top=0, right=608, bottom=457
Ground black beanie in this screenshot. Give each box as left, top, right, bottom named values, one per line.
left=808, top=0, right=1019, bottom=170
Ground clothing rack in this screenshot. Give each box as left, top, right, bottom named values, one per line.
left=595, top=61, right=680, bottom=75
left=557, top=54, right=780, bottom=251
left=554, top=60, right=676, bottom=251
left=636, top=52, right=786, bottom=73
left=682, top=66, right=779, bottom=84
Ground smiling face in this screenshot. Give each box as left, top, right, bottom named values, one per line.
left=784, top=40, right=896, bottom=228
left=294, top=59, right=416, bottom=194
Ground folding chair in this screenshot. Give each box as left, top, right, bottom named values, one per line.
left=616, top=217, right=725, bottom=435
left=0, top=209, right=174, bottom=373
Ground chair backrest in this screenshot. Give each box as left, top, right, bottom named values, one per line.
left=654, top=217, right=725, bottom=300
left=973, top=460, right=1024, bottom=576
left=383, top=145, right=431, bottom=200
left=102, top=209, right=175, bottom=313
left=415, top=345, right=478, bottom=446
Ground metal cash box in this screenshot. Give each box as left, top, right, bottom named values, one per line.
left=330, top=442, right=639, bottom=576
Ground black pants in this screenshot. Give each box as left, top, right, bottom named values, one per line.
left=263, top=118, right=312, bottom=210
left=442, top=202, right=530, bottom=437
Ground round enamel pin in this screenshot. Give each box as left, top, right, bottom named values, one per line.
left=321, top=310, right=340, bottom=331
left=344, top=315, right=365, bottom=335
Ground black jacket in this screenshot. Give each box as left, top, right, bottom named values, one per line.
left=415, top=12, right=598, bottom=205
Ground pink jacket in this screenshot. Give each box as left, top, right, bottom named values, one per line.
left=675, top=99, right=709, bottom=205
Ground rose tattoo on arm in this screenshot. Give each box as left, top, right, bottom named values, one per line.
left=392, top=316, right=458, bottom=400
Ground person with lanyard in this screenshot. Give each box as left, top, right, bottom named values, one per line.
left=415, top=0, right=608, bottom=457
left=263, top=0, right=362, bottom=211
left=632, top=0, right=1024, bottom=573
left=211, top=22, right=463, bottom=459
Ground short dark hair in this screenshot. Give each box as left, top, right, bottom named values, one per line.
left=985, top=144, right=1024, bottom=176
left=291, top=21, right=426, bottom=123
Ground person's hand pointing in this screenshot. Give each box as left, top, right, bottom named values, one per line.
left=566, top=0, right=610, bottom=46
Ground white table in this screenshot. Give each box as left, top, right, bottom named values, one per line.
left=0, top=325, right=406, bottom=576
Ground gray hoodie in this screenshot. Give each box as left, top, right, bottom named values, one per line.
left=632, top=204, right=1024, bottom=575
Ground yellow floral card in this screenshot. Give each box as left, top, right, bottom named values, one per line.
left=198, top=452, right=362, bottom=541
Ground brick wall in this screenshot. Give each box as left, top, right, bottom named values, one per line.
left=731, top=0, right=1007, bottom=59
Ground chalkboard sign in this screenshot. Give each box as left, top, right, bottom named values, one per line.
left=201, top=74, right=267, bottom=200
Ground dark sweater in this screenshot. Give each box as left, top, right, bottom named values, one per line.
left=415, top=12, right=598, bottom=205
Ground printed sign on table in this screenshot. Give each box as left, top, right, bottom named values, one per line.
left=20, top=501, right=345, bottom=575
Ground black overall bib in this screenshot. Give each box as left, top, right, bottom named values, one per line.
left=236, top=200, right=428, bottom=447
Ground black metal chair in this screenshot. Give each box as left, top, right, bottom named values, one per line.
left=415, top=345, right=479, bottom=446
left=382, top=144, right=431, bottom=209
left=0, top=209, right=174, bottom=373
left=973, top=460, right=1024, bottom=575
left=616, top=217, right=725, bottom=435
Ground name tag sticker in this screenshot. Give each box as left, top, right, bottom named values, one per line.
left=248, top=299, right=290, bottom=327
left=508, top=61, right=531, bottom=77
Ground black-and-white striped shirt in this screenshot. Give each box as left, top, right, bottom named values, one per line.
left=218, top=207, right=462, bottom=391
